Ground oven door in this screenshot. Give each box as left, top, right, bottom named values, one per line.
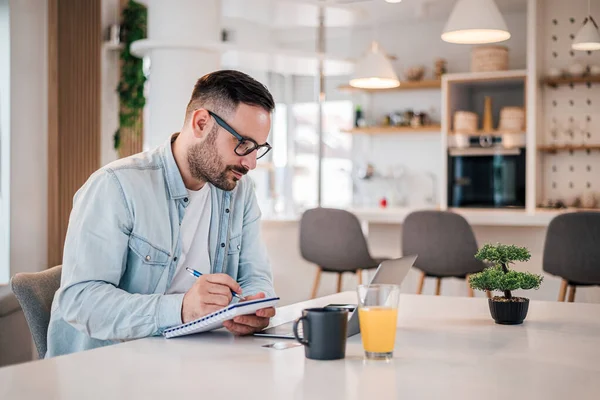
left=449, top=147, right=526, bottom=208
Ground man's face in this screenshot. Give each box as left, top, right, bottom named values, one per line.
left=188, top=103, right=271, bottom=191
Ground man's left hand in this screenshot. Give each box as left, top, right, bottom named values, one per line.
left=223, top=292, right=276, bottom=336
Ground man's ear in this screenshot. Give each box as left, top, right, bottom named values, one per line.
left=191, top=108, right=212, bottom=139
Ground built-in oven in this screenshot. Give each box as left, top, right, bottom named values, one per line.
left=448, top=137, right=526, bottom=208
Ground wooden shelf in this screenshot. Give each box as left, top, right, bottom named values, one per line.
left=541, top=75, right=600, bottom=88
left=342, top=124, right=442, bottom=134
left=538, top=144, right=600, bottom=153
left=338, top=79, right=441, bottom=92
left=450, top=131, right=525, bottom=136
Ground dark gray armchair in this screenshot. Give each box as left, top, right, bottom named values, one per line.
left=300, top=208, right=387, bottom=298
left=10, top=265, right=62, bottom=359
left=402, top=210, right=489, bottom=297
left=543, top=212, right=600, bottom=302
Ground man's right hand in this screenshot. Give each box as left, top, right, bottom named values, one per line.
left=181, top=273, right=242, bottom=323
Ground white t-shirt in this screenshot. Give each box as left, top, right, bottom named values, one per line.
left=166, top=184, right=212, bottom=294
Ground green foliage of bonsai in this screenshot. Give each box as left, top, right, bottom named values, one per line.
left=469, top=243, right=543, bottom=300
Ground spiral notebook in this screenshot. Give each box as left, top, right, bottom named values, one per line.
left=163, top=297, right=280, bottom=339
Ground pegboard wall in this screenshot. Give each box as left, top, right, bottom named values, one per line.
left=541, top=0, right=600, bottom=207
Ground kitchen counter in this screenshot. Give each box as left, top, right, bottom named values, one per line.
left=347, top=207, right=569, bottom=227
left=262, top=207, right=580, bottom=227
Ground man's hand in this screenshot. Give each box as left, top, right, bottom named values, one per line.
left=181, top=273, right=242, bottom=323
left=223, top=292, right=276, bottom=336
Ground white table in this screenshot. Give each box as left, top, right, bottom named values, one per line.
left=1, top=293, right=599, bottom=400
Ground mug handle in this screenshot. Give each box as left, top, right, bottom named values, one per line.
left=293, top=316, right=309, bottom=346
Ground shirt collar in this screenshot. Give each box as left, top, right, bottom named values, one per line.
left=159, top=133, right=189, bottom=200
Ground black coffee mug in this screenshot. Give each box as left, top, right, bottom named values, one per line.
left=293, top=307, right=348, bottom=360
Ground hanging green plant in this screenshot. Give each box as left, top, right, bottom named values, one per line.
left=114, top=0, right=147, bottom=151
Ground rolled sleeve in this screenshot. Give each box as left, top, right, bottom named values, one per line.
left=157, top=293, right=185, bottom=331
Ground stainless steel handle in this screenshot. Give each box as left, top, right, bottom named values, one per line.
left=449, top=147, right=521, bottom=157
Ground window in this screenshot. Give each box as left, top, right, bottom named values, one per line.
left=250, top=100, right=353, bottom=217
left=291, top=101, right=353, bottom=210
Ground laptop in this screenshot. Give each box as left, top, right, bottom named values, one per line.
left=254, top=255, right=417, bottom=339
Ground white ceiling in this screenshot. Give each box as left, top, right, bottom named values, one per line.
left=222, top=0, right=528, bottom=28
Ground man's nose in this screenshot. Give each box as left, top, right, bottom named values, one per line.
left=241, top=151, right=257, bottom=171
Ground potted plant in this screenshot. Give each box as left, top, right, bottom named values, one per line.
left=469, top=244, right=543, bottom=325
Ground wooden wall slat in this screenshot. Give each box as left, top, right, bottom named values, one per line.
left=48, top=0, right=101, bottom=268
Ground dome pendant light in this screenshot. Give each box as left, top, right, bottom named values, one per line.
left=349, top=41, right=399, bottom=89
left=442, top=0, right=511, bottom=44
left=572, top=0, right=600, bottom=51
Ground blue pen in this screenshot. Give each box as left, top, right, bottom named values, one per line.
left=185, top=267, right=245, bottom=300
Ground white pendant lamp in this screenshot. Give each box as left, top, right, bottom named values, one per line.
left=442, top=0, right=510, bottom=44
left=572, top=0, right=600, bottom=51
left=349, top=41, right=399, bottom=89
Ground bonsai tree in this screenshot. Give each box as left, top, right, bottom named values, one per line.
left=469, top=244, right=543, bottom=301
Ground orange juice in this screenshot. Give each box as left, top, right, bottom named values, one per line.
left=358, top=307, right=398, bottom=353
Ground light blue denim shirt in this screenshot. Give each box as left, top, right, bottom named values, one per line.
left=46, top=134, right=275, bottom=357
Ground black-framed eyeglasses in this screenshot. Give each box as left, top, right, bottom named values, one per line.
left=208, top=110, right=272, bottom=160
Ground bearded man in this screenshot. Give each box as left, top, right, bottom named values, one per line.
left=47, top=70, right=277, bottom=357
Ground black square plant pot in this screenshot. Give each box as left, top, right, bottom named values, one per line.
left=488, top=298, right=529, bottom=325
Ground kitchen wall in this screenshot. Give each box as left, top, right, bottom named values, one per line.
left=5, top=0, right=48, bottom=280
left=538, top=0, right=600, bottom=207
left=0, top=0, right=9, bottom=283
left=275, top=12, right=528, bottom=74
left=275, top=11, right=528, bottom=208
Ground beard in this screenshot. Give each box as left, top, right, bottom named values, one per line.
left=187, top=125, right=248, bottom=191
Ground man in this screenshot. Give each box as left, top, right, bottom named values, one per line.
left=46, top=70, right=277, bottom=357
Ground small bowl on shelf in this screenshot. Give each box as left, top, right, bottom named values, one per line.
left=404, top=66, right=425, bottom=81
left=546, top=67, right=563, bottom=78
left=568, top=63, right=586, bottom=77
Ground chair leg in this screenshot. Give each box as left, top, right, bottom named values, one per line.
left=356, top=269, right=363, bottom=285
left=486, top=291, right=492, bottom=299
left=311, top=267, right=322, bottom=299
left=568, top=285, right=576, bottom=302
left=416, top=271, right=426, bottom=295
left=466, top=275, right=474, bottom=297
left=435, top=278, right=442, bottom=296
left=558, top=279, right=568, bottom=302
left=336, top=273, right=343, bottom=293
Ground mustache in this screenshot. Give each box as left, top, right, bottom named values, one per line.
left=228, top=165, right=249, bottom=175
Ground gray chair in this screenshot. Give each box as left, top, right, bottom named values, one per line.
left=402, top=210, right=489, bottom=297
left=300, top=208, right=388, bottom=298
left=0, top=285, right=33, bottom=367
left=543, top=212, right=600, bottom=302
left=10, top=265, right=62, bottom=359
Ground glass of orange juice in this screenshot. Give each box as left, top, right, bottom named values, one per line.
left=356, top=284, right=401, bottom=360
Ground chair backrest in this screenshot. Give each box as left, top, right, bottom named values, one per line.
left=543, top=212, right=600, bottom=285
left=10, top=265, right=62, bottom=359
left=402, top=210, right=485, bottom=277
left=299, top=208, right=374, bottom=272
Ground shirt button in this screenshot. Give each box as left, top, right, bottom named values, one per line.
left=145, top=255, right=151, bottom=261
left=225, top=208, right=230, bottom=213
left=173, top=256, right=178, bottom=262
left=221, top=243, right=225, bottom=248
left=183, top=197, right=188, bottom=203
left=237, top=245, right=241, bottom=250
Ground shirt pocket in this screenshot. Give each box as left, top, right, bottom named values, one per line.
left=227, top=234, right=242, bottom=255
left=128, top=235, right=170, bottom=265
left=122, top=235, right=171, bottom=294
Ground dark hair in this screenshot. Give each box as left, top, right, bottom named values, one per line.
left=185, top=70, right=275, bottom=120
